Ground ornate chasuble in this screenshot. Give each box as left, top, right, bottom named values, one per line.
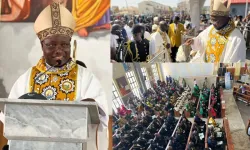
left=29, top=58, right=78, bottom=101
left=157, top=29, right=170, bottom=49
left=156, top=29, right=172, bottom=61
left=205, top=20, right=235, bottom=63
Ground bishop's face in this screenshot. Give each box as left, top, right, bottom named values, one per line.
left=41, top=35, right=71, bottom=67
left=210, top=15, right=229, bottom=30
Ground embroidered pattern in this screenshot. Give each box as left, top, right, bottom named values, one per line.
left=59, top=79, right=75, bottom=94
left=211, top=11, right=229, bottom=17
left=42, top=86, right=57, bottom=100
left=59, top=72, right=69, bottom=77
left=29, top=58, right=78, bottom=101
left=37, top=58, right=76, bottom=74
left=205, top=20, right=235, bottom=63
left=37, top=27, right=74, bottom=41
left=36, top=2, right=74, bottom=41
left=35, top=73, right=49, bottom=85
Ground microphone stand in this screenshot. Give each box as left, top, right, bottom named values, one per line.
left=18, top=60, right=61, bottom=100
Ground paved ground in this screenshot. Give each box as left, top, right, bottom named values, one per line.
left=247, top=49, right=250, bottom=61
left=224, top=90, right=250, bottom=150
left=236, top=100, right=250, bottom=127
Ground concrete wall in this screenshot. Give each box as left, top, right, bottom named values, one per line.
left=0, top=23, right=112, bottom=115
left=180, top=75, right=217, bottom=89
left=138, top=1, right=170, bottom=15
left=160, top=63, right=215, bottom=81
left=230, top=4, right=250, bottom=17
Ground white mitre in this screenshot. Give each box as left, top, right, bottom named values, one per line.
left=34, top=1, right=76, bottom=41
left=210, top=0, right=231, bottom=16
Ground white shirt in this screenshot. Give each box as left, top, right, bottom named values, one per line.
left=124, top=25, right=133, bottom=40
left=110, top=34, right=119, bottom=48
left=174, top=23, right=178, bottom=32
left=190, top=25, right=246, bottom=63
left=144, top=31, right=151, bottom=41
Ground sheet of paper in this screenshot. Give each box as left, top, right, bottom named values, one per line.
left=217, top=141, right=223, bottom=145
left=199, top=133, right=204, bottom=140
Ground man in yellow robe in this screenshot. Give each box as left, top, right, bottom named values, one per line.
left=168, top=16, right=185, bottom=62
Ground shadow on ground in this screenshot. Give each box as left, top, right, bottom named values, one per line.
left=247, top=49, right=250, bottom=61
left=0, top=79, right=7, bottom=98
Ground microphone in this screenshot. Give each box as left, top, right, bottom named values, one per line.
left=18, top=60, right=62, bottom=100
left=75, top=60, right=87, bottom=68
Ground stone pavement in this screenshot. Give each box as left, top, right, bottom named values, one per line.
left=223, top=90, right=250, bottom=150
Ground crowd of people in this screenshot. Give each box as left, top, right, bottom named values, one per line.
left=110, top=14, right=194, bottom=63
left=112, top=77, right=224, bottom=150
left=111, top=0, right=249, bottom=63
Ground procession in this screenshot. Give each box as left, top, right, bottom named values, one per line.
left=110, top=0, right=249, bottom=63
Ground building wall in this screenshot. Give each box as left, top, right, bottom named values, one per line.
left=177, top=1, right=188, bottom=12
left=230, top=4, right=250, bottom=17
left=113, top=63, right=156, bottom=105
left=160, top=63, right=215, bottom=80
left=138, top=0, right=170, bottom=15
left=138, top=2, right=154, bottom=14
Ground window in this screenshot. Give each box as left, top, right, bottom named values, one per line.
left=141, top=67, right=151, bottom=89
left=151, top=64, right=159, bottom=82
left=126, top=71, right=141, bottom=98
left=112, top=83, right=123, bottom=113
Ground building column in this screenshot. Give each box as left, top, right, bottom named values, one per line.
left=189, top=0, right=205, bottom=33
left=158, top=63, right=166, bottom=82
left=133, top=63, right=147, bottom=95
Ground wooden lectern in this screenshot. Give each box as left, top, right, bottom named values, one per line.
left=0, top=98, right=100, bottom=150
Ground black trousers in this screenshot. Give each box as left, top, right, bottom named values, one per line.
left=171, top=46, right=179, bottom=62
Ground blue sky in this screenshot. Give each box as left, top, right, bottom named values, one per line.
left=111, top=0, right=210, bottom=8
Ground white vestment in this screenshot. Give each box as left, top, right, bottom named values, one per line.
left=144, top=31, right=151, bottom=41
left=190, top=25, right=246, bottom=63
left=150, top=32, right=172, bottom=62
left=7, top=65, right=109, bottom=150
left=124, top=25, right=133, bottom=40
left=110, top=34, right=119, bottom=49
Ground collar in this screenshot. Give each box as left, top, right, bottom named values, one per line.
left=157, top=29, right=166, bottom=35
left=214, top=19, right=235, bottom=35
left=36, top=57, right=76, bottom=74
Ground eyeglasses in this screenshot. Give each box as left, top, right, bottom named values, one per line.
left=210, top=17, right=223, bottom=24
left=42, top=42, right=71, bottom=50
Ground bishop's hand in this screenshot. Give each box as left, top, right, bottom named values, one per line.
left=184, top=38, right=194, bottom=46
